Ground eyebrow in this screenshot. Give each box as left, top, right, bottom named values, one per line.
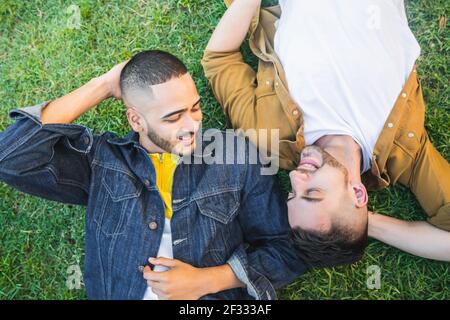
left=161, top=98, right=201, bottom=120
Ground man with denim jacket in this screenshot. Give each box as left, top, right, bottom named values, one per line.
left=0, top=50, right=307, bottom=299
left=202, top=0, right=450, bottom=264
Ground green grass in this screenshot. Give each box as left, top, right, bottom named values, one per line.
left=0, top=0, right=449, bottom=300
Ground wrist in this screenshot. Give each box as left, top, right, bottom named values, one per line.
left=200, top=264, right=243, bottom=296
left=91, top=75, right=113, bottom=100
left=197, top=267, right=219, bottom=296
left=368, top=212, right=384, bottom=239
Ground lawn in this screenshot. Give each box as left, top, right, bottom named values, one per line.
left=0, top=0, right=449, bottom=300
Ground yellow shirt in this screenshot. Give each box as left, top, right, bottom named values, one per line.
left=149, top=153, right=179, bottom=220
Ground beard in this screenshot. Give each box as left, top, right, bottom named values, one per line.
left=146, top=125, right=175, bottom=154
left=302, top=145, right=350, bottom=185
left=145, top=121, right=196, bottom=156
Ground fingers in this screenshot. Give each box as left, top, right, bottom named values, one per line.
left=143, top=265, right=152, bottom=273
left=146, top=279, right=158, bottom=287
left=148, top=279, right=170, bottom=300
left=143, top=267, right=167, bottom=282
left=148, top=257, right=179, bottom=268
left=151, top=287, right=167, bottom=300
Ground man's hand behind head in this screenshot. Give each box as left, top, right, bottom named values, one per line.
left=99, top=61, right=128, bottom=100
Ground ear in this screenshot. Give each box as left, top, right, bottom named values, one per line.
left=126, top=108, right=145, bottom=133
left=351, top=182, right=368, bottom=208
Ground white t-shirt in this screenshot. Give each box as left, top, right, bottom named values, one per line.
left=274, top=0, right=420, bottom=172
left=143, top=218, right=173, bottom=300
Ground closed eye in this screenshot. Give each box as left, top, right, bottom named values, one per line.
left=165, top=115, right=182, bottom=123
left=301, top=188, right=324, bottom=202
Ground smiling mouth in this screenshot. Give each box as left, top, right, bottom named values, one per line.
left=298, top=147, right=324, bottom=170
left=298, top=159, right=319, bottom=170
left=177, top=133, right=194, bottom=145
left=298, top=156, right=322, bottom=172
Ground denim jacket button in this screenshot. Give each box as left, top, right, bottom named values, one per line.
left=83, top=136, right=90, bottom=145
left=148, top=222, right=158, bottom=230
left=144, top=180, right=150, bottom=187
left=138, top=265, right=145, bottom=273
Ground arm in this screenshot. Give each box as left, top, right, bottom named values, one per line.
left=369, top=212, right=450, bottom=262
left=225, top=141, right=307, bottom=300
left=371, top=130, right=449, bottom=261
left=0, top=63, right=126, bottom=205
left=143, top=258, right=244, bottom=300
left=206, top=0, right=261, bottom=52
left=201, top=0, right=261, bottom=131
left=41, top=62, right=126, bottom=124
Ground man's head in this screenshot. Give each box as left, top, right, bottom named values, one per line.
left=288, top=145, right=369, bottom=267
left=120, top=50, right=202, bottom=156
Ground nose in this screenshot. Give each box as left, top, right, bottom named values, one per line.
left=181, top=114, right=200, bottom=133
left=289, top=170, right=309, bottom=195
left=290, top=169, right=310, bottom=182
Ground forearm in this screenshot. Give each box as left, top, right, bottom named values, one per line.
left=206, top=0, right=261, bottom=52
left=369, top=213, right=450, bottom=261
left=203, top=264, right=245, bottom=295
left=41, top=77, right=111, bottom=125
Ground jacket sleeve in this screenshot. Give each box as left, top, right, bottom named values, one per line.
left=0, top=102, right=101, bottom=206
left=408, top=132, right=450, bottom=231
left=201, top=50, right=258, bottom=131
left=226, top=141, right=308, bottom=300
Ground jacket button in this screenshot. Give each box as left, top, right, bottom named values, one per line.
left=401, top=92, right=407, bottom=98
left=149, top=222, right=158, bottom=230
left=144, top=180, right=150, bottom=187
left=83, top=136, right=90, bottom=145
left=408, top=132, right=415, bottom=138
left=275, top=82, right=279, bottom=87
left=387, top=123, right=394, bottom=128
left=292, top=110, right=299, bottom=116
left=138, top=265, right=145, bottom=273
left=265, top=80, right=270, bottom=86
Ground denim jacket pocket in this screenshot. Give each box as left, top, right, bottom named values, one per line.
left=194, top=189, right=241, bottom=265
left=94, top=168, right=143, bottom=236
left=194, top=189, right=240, bottom=225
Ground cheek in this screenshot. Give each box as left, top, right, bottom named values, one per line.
left=290, top=174, right=307, bottom=192
left=288, top=202, right=328, bottom=232
left=287, top=201, right=303, bottom=227
left=190, top=115, right=202, bottom=134
left=158, top=124, right=179, bottom=140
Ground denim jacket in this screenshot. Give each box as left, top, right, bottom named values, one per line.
left=0, top=102, right=307, bottom=300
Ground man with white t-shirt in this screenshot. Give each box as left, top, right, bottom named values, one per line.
left=202, top=0, right=450, bottom=265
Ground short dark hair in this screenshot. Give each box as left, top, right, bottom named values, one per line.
left=120, top=50, right=188, bottom=99
left=290, top=221, right=368, bottom=269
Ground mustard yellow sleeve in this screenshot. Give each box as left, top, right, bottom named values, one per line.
left=201, top=50, right=258, bottom=130
left=428, top=204, right=450, bottom=232
left=409, top=133, right=450, bottom=231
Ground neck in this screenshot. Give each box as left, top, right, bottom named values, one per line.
left=314, top=135, right=362, bottom=183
